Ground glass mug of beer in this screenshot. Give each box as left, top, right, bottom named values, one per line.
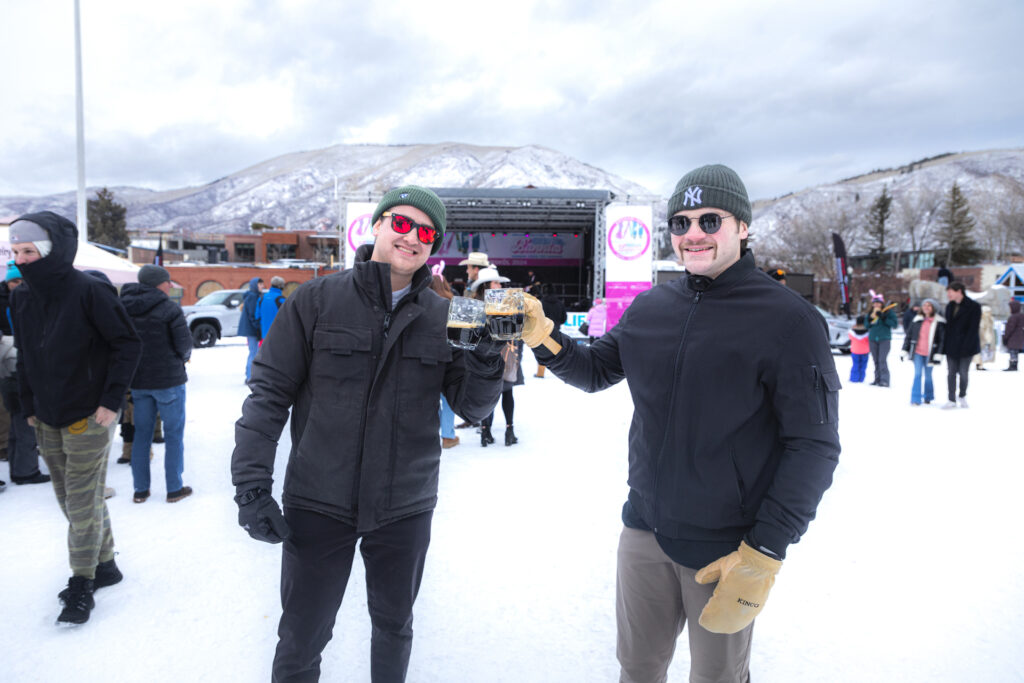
left=484, top=288, right=525, bottom=341
left=446, top=297, right=487, bottom=350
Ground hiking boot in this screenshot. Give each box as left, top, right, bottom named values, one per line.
left=59, top=559, right=122, bottom=602
left=505, top=426, right=518, bottom=446
left=12, top=471, right=51, bottom=485
left=57, top=576, right=95, bottom=625
left=442, top=436, right=460, bottom=449
left=116, top=441, right=132, bottom=464
left=480, top=426, right=495, bottom=447
left=133, top=489, right=150, bottom=504
left=167, top=486, right=193, bottom=503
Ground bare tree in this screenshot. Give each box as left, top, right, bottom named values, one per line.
left=892, top=186, right=942, bottom=253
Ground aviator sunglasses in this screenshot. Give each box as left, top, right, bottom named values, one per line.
left=668, top=212, right=734, bottom=236
left=383, top=211, right=439, bottom=245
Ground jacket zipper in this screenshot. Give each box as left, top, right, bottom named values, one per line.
left=650, top=289, right=702, bottom=532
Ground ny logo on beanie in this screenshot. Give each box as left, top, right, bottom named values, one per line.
left=683, top=186, right=703, bottom=207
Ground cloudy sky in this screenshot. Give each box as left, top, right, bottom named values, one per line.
left=2, top=0, right=1022, bottom=201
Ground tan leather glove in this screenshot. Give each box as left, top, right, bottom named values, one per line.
left=694, top=541, right=782, bottom=634
left=521, top=293, right=562, bottom=354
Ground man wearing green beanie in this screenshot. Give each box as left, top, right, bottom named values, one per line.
left=521, top=164, right=841, bottom=681
left=232, top=185, right=503, bottom=681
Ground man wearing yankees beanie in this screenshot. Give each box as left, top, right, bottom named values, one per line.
left=232, top=185, right=503, bottom=681
left=521, top=164, right=841, bottom=681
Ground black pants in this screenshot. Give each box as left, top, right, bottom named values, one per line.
left=947, top=355, right=972, bottom=401
left=482, top=388, right=515, bottom=427
left=272, top=508, right=433, bottom=683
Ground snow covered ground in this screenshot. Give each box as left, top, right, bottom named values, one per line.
left=2, top=335, right=1021, bottom=682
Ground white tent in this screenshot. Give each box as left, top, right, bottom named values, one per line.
left=0, top=227, right=141, bottom=286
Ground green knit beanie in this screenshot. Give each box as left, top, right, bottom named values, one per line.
left=667, top=164, right=752, bottom=226
left=371, top=185, right=447, bottom=254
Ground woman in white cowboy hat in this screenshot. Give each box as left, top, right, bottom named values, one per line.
left=471, top=268, right=522, bottom=447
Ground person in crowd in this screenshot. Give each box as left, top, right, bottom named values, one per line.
left=0, top=267, right=11, bottom=466
left=257, top=276, right=287, bottom=340
left=585, top=297, right=609, bottom=341
left=231, top=186, right=503, bottom=682
left=535, top=285, right=567, bottom=378
left=1002, top=300, right=1024, bottom=371
left=936, top=262, right=953, bottom=288
left=471, top=267, right=522, bottom=447
left=848, top=315, right=870, bottom=383
left=902, top=302, right=921, bottom=334
left=9, top=211, right=141, bottom=625
left=901, top=298, right=946, bottom=405
left=0, top=261, right=47, bottom=485
left=520, top=163, right=840, bottom=682
left=120, top=265, right=193, bottom=504
left=973, top=305, right=996, bottom=370
left=458, top=251, right=491, bottom=290
left=942, top=281, right=981, bottom=408
left=767, top=267, right=787, bottom=286
left=428, top=265, right=460, bottom=449
left=239, top=277, right=263, bottom=382
left=865, top=291, right=898, bottom=387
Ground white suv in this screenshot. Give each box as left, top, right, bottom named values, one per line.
left=181, top=289, right=246, bottom=347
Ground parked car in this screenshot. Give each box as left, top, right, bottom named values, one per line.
left=181, top=288, right=246, bottom=347
left=816, top=305, right=854, bottom=354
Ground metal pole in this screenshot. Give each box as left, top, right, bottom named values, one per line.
left=74, top=0, right=87, bottom=244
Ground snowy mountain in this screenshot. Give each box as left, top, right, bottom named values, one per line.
left=0, top=143, right=654, bottom=236
left=750, top=148, right=1024, bottom=256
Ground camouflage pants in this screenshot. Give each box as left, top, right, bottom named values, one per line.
left=37, top=414, right=118, bottom=579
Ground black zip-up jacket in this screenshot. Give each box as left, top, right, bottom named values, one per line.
left=943, top=295, right=982, bottom=358
left=10, top=211, right=141, bottom=428
left=535, top=251, right=841, bottom=558
left=231, top=245, right=504, bottom=532
left=120, top=283, right=192, bottom=389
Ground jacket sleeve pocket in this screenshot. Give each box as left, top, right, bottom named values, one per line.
left=807, top=365, right=841, bottom=425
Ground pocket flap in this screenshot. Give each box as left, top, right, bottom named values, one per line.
left=402, top=333, right=452, bottom=365
left=312, top=326, right=372, bottom=354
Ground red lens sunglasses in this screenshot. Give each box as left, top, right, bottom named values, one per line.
left=383, top=212, right=439, bottom=245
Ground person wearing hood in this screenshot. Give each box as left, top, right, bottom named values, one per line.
left=901, top=298, right=946, bottom=405
left=231, top=186, right=503, bottom=682
left=8, top=211, right=141, bottom=625
left=1002, top=300, right=1024, bottom=371
left=238, top=277, right=263, bottom=382
left=120, top=265, right=193, bottom=504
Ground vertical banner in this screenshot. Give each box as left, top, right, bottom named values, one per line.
left=604, top=204, right=653, bottom=329
left=344, top=202, right=378, bottom=269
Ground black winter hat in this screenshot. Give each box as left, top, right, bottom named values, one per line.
left=371, top=185, right=447, bottom=254
left=667, top=164, right=752, bottom=226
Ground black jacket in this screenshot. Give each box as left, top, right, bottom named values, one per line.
left=120, top=283, right=192, bottom=389
left=232, top=245, right=504, bottom=532
left=943, top=295, right=982, bottom=358
left=535, top=251, right=841, bottom=558
left=10, top=211, right=141, bottom=428
left=901, top=314, right=946, bottom=364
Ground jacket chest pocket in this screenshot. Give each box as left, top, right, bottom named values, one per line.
left=399, top=333, right=452, bottom=402
left=311, top=325, right=374, bottom=388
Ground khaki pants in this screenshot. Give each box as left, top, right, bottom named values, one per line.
left=617, top=527, right=753, bottom=683
left=37, top=415, right=117, bottom=578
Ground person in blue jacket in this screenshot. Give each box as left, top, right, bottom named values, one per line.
left=256, top=276, right=286, bottom=340
left=238, top=277, right=263, bottom=382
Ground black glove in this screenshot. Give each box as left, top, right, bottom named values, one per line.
left=235, top=487, right=291, bottom=543
left=470, top=326, right=505, bottom=357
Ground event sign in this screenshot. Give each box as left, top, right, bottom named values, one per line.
left=604, top=205, right=653, bottom=329
left=343, top=202, right=377, bottom=269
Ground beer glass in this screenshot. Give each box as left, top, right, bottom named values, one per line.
left=484, top=288, right=525, bottom=341
left=447, top=297, right=487, bottom=350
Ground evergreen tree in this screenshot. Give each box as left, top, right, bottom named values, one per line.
left=865, top=186, right=893, bottom=269
left=935, top=182, right=983, bottom=266
left=87, top=187, right=129, bottom=250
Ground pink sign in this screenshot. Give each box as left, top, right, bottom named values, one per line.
left=606, top=281, right=651, bottom=329
left=347, top=213, right=374, bottom=252
left=607, top=216, right=650, bottom=261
